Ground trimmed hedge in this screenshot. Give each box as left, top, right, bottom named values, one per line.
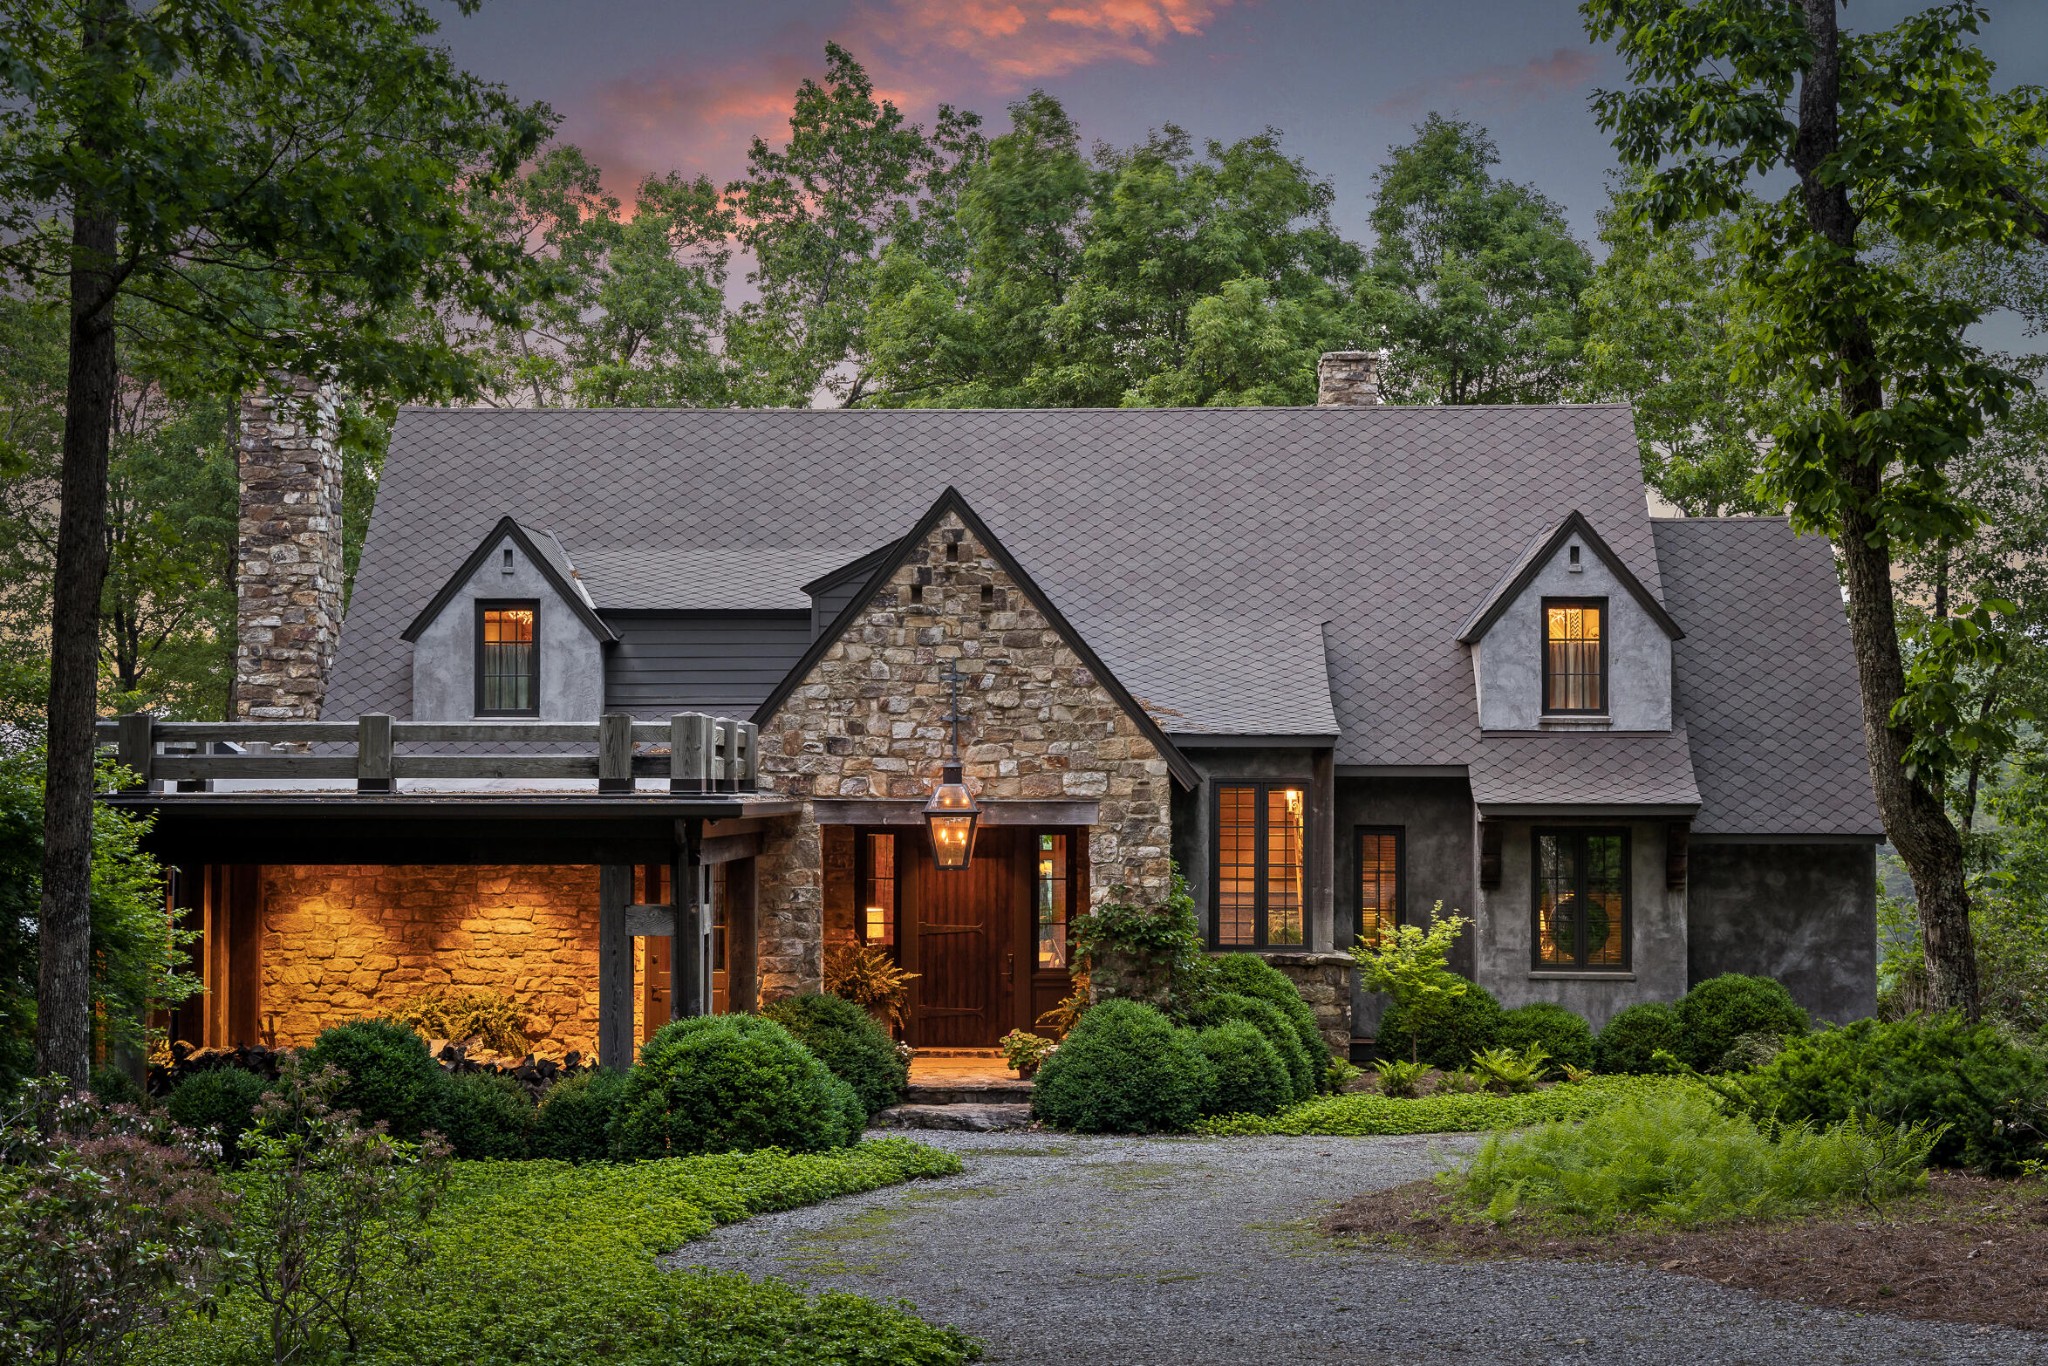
left=1595, top=1002, right=1684, bottom=1075
left=1676, top=974, right=1808, bottom=1071
left=1030, top=999, right=1211, bottom=1133
left=613, top=1015, right=865, bottom=1158
left=1212, top=953, right=1329, bottom=1074
left=165, top=1068, right=269, bottom=1164
left=1194, top=1020, right=1291, bottom=1118
left=1195, top=1074, right=1707, bottom=1137
left=1198, top=992, right=1314, bottom=1102
left=438, top=1070, right=536, bottom=1159
left=763, top=993, right=908, bottom=1118
left=1376, top=981, right=1506, bottom=1071
left=1498, top=1002, right=1595, bottom=1073
left=532, top=1068, right=628, bottom=1163
left=305, top=1018, right=445, bottom=1139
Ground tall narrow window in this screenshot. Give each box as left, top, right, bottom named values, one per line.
left=1543, top=599, right=1606, bottom=713
left=1037, top=833, right=1069, bottom=968
left=1357, top=828, right=1403, bottom=950
left=863, top=833, right=897, bottom=948
left=1213, top=783, right=1307, bottom=948
left=1534, top=829, right=1629, bottom=969
left=476, top=602, right=538, bottom=715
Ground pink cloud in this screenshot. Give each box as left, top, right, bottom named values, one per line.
left=867, top=0, right=1232, bottom=82
left=1373, top=46, right=1602, bottom=119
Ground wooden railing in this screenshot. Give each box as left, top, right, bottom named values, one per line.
left=96, top=712, right=760, bottom=794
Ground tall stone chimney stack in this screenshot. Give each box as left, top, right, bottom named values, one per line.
left=236, top=378, right=343, bottom=721
left=1316, top=350, right=1384, bottom=406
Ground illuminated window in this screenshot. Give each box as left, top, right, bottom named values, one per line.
left=863, top=833, right=896, bottom=949
left=1357, top=828, right=1402, bottom=949
left=476, top=602, right=538, bottom=715
left=1214, top=784, right=1307, bottom=948
left=1543, top=599, right=1606, bottom=713
left=1534, top=829, right=1629, bottom=969
left=1037, top=833, right=1069, bottom=968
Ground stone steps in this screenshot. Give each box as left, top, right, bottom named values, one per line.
left=904, top=1079, right=1034, bottom=1106
left=872, top=1102, right=1036, bottom=1132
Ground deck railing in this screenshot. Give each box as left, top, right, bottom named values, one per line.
left=96, top=712, right=759, bottom=794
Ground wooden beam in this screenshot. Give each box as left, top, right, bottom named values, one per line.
left=599, top=713, right=634, bottom=794
left=598, top=865, right=635, bottom=1069
left=156, top=756, right=358, bottom=780
left=809, top=798, right=1101, bottom=826
left=624, top=902, right=676, bottom=937
left=700, top=831, right=762, bottom=866
left=357, top=713, right=393, bottom=793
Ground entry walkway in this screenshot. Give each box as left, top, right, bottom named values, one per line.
left=678, top=1130, right=2046, bottom=1366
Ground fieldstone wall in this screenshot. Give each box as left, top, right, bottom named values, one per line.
left=1315, top=350, right=1384, bottom=407
left=236, top=379, right=344, bottom=721
left=260, top=865, right=601, bottom=1055
left=754, top=509, right=1176, bottom=1001
left=1260, top=951, right=1358, bottom=1057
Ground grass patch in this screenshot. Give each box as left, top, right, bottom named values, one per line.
left=1193, top=1074, right=1700, bottom=1136
left=163, top=1140, right=979, bottom=1365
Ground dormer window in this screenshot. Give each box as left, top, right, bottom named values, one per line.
left=1543, top=598, right=1605, bottom=714
left=477, top=602, right=539, bottom=716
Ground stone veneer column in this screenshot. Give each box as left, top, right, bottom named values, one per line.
left=236, top=378, right=343, bottom=721
left=1316, top=350, right=1384, bottom=406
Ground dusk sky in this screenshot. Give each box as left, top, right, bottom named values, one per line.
left=428, top=0, right=2048, bottom=341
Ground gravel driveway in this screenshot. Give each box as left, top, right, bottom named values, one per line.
left=678, top=1130, right=2048, bottom=1365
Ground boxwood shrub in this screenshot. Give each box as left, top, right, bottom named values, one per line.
left=1030, top=999, right=1210, bottom=1133
left=1212, top=953, right=1330, bottom=1073
left=1595, top=1001, right=1684, bottom=1074
left=1376, top=980, right=1505, bottom=1071
left=1676, top=974, right=1808, bottom=1071
left=763, top=992, right=908, bottom=1118
left=1194, top=1020, right=1290, bottom=1118
left=438, top=1070, right=537, bottom=1159
left=532, top=1068, right=628, bottom=1163
left=305, top=1018, right=445, bottom=1139
left=165, top=1067, right=270, bottom=1165
left=1196, top=992, right=1314, bottom=1102
left=613, top=1015, right=865, bottom=1158
left=1498, top=1001, right=1595, bottom=1073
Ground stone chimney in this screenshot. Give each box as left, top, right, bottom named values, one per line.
left=1316, top=350, right=1384, bottom=406
left=236, top=378, right=343, bottom=721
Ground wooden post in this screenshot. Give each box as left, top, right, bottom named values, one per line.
left=598, top=864, right=634, bottom=1068
left=672, top=823, right=705, bottom=1018
left=599, top=712, right=633, bottom=794
left=357, top=713, right=393, bottom=793
left=670, top=713, right=712, bottom=793
left=116, top=712, right=154, bottom=791
left=737, top=722, right=758, bottom=790
left=714, top=717, right=739, bottom=793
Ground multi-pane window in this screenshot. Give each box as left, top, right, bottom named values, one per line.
left=476, top=602, right=538, bottom=715
left=863, top=833, right=897, bottom=948
left=1534, top=829, right=1629, bottom=969
left=1214, top=784, right=1306, bottom=948
left=1037, top=833, right=1069, bottom=968
left=1543, top=599, right=1606, bottom=714
left=1357, top=828, right=1402, bottom=950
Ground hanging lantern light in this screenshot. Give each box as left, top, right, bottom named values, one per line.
left=923, top=758, right=980, bottom=870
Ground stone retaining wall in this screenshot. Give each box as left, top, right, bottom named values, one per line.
left=1260, top=951, right=1358, bottom=1057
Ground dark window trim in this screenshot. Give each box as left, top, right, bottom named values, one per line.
left=1355, top=825, right=1404, bottom=951
left=1209, top=780, right=1311, bottom=951
left=1540, top=596, right=1609, bottom=715
left=474, top=599, right=541, bottom=717
left=855, top=828, right=902, bottom=954
left=1530, top=826, right=1632, bottom=972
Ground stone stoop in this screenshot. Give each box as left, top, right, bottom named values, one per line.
left=873, top=1050, right=1038, bottom=1131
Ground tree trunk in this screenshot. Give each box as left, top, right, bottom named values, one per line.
left=1795, top=0, right=1979, bottom=1017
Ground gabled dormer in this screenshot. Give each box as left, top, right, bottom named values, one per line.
left=399, top=517, right=615, bottom=722
left=1458, top=511, right=1682, bottom=732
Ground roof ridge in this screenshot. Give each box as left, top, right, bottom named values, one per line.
left=393, top=402, right=1640, bottom=415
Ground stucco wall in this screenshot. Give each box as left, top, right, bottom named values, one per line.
left=753, top=510, right=1177, bottom=1001
left=409, top=532, right=605, bottom=722
left=1472, top=534, right=1673, bottom=732
left=1334, top=775, right=1477, bottom=1037
left=1688, top=840, right=1878, bottom=1023
left=1471, top=820, right=1686, bottom=1029
left=1174, top=747, right=1325, bottom=943
left=260, top=864, right=601, bottom=1054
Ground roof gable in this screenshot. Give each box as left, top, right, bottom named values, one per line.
left=398, top=516, right=615, bottom=645
left=1457, top=510, right=1683, bottom=645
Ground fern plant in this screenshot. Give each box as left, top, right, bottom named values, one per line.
left=1471, top=1043, right=1550, bottom=1095
left=823, top=943, right=918, bottom=1030
left=1373, top=1057, right=1429, bottom=1099
left=393, top=988, right=531, bottom=1055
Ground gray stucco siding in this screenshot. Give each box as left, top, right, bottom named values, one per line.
left=1472, top=819, right=1686, bottom=1029
left=1335, top=775, right=1477, bottom=1036
left=1174, top=748, right=1325, bottom=949
left=1687, top=840, right=1877, bottom=1023
left=1473, top=534, right=1673, bottom=731
left=409, top=538, right=605, bottom=722
left=604, top=612, right=811, bottom=716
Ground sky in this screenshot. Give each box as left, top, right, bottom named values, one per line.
left=426, top=0, right=2048, bottom=345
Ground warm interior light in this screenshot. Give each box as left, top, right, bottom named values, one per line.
left=922, top=759, right=980, bottom=870
left=865, top=906, right=887, bottom=942
left=1283, top=787, right=1303, bottom=815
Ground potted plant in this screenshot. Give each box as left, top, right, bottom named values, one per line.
left=999, top=1029, right=1058, bottom=1080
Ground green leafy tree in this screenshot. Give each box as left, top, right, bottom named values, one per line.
left=1582, top=0, right=2048, bottom=1016
left=0, top=0, right=551, bottom=1084
left=1348, top=901, right=1473, bottom=1064
left=1357, top=114, right=1593, bottom=404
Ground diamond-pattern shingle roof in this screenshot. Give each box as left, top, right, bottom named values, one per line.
left=1652, top=517, right=1881, bottom=836
left=1469, top=728, right=1702, bottom=810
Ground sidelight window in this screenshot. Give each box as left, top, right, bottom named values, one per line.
left=1214, top=784, right=1306, bottom=949
left=863, top=832, right=897, bottom=948
left=476, top=601, right=539, bottom=716
left=1542, top=598, right=1606, bottom=714
left=1357, top=828, right=1402, bottom=950
left=1533, top=829, right=1629, bottom=969
left=1037, top=833, right=1069, bottom=968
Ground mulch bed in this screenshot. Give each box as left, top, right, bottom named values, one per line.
left=1324, top=1172, right=2048, bottom=1332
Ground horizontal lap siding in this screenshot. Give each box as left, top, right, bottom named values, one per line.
left=604, top=612, right=811, bottom=714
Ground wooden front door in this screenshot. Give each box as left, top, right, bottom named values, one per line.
left=904, top=829, right=1022, bottom=1047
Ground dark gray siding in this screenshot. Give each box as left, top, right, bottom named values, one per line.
left=602, top=612, right=810, bottom=716
left=1688, top=841, right=1877, bottom=1023
left=810, top=582, right=863, bottom=639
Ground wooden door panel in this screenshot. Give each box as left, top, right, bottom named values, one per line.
left=909, top=830, right=1014, bottom=1047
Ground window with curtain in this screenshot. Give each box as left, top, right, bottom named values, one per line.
left=1357, top=828, right=1402, bottom=950
left=1534, top=829, right=1629, bottom=969
left=1542, top=598, right=1606, bottom=713
left=862, top=832, right=896, bottom=948
left=476, top=602, right=539, bottom=715
left=1037, top=833, right=1069, bottom=968
left=1214, top=783, right=1307, bottom=948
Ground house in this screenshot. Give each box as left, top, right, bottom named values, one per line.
left=120, top=354, right=1883, bottom=1066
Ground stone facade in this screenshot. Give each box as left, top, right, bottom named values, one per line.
left=1315, top=350, right=1384, bottom=407
left=260, top=864, right=601, bottom=1054
left=753, top=509, right=1177, bottom=1001
left=1260, top=951, right=1358, bottom=1057
left=237, top=379, right=344, bottom=721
